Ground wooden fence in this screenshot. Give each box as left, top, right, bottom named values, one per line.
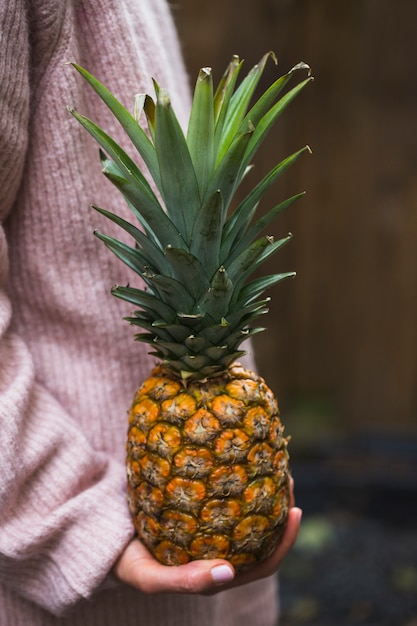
left=175, top=0, right=417, bottom=435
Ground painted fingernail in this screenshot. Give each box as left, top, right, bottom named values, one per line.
left=211, top=564, right=235, bottom=584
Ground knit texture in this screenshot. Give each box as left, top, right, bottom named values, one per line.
left=0, top=1, right=279, bottom=624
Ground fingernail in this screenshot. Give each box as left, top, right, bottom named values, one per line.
left=211, top=564, right=235, bottom=584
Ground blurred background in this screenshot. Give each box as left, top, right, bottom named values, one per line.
left=174, top=1, right=417, bottom=624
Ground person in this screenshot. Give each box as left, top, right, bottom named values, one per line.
left=0, top=0, right=302, bottom=624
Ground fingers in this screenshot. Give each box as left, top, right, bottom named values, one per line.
left=113, top=538, right=235, bottom=595
left=271, top=505, right=302, bottom=568
left=114, top=504, right=302, bottom=595
left=140, top=557, right=236, bottom=594
left=115, top=465, right=298, bottom=596
left=289, top=475, right=295, bottom=507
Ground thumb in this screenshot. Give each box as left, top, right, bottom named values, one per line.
left=114, top=538, right=235, bottom=594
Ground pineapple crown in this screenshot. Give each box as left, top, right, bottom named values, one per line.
left=68, top=52, right=313, bottom=381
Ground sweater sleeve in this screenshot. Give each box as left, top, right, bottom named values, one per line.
left=0, top=4, right=135, bottom=616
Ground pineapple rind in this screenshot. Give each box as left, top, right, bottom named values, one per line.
left=127, top=363, right=291, bottom=570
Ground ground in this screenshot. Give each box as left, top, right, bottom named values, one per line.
left=278, top=433, right=417, bottom=625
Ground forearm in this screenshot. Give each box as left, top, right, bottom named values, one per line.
left=0, top=329, right=136, bottom=615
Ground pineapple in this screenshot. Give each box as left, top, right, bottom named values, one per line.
left=69, top=53, right=312, bottom=571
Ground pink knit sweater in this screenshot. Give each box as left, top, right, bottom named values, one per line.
left=0, top=1, right=279, bottom=624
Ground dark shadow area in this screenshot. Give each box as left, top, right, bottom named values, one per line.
left=279, top=435, right=417, bottom=625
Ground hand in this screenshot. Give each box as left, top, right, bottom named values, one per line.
left=113, top=507, right=301, bottom=595
left=113, top=482, right=301, bottom=595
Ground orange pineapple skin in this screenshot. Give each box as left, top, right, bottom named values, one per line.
left=126, top=363, right=291, bottom=571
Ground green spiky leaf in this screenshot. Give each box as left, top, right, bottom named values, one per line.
left=70, top=63, right=161, bottom=188
left=187, top=67, right=215, bottom=194
left=217, top=52, right=275, bottom=161
left=189, top=190, right=223, bottom=279
left=70, top=53, right=312, bottom=379
left=154, top=89, right=201, bottom=242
